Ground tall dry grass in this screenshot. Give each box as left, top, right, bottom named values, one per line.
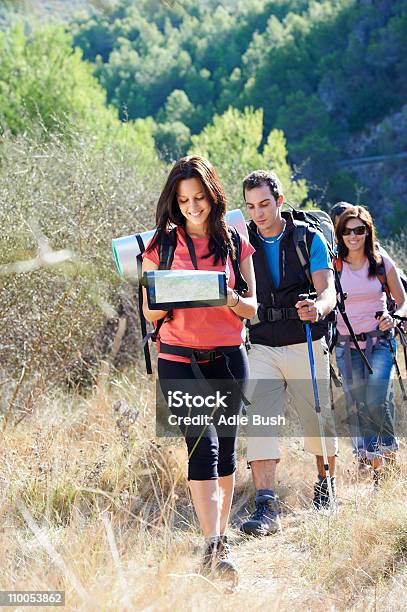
left=1, top=359, right=407, bottom=610
left=1, top=131, right=407, bottom=610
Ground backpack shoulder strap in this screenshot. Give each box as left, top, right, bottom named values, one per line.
left=334, top=256, right=343, bottom=277
left=228, top=226, right=248, bottom=295
left=142, top=228, right=177, bottom=362
left=376, top=259, right=392, bottom=300
left=135, top=235, right=152, bottom=374
left=159, top=227, right=177, bottom=269
left=293, top=223, right=312, bottom=284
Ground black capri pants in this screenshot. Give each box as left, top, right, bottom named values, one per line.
left=158, top=347, right=249, bottom=481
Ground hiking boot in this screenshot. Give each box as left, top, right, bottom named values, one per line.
left=199, top=536, right=239, bottom=585
left=199, top=536, right=219, bottom=575
left=313, top=475, right=336, bottom=509
left=240, top=491, right=281, bottom=536
left=373, top=468, right=381, bottom=489
left=216, top=535, right=239, bottom=584
left=357, top=455, right=369, bottom=468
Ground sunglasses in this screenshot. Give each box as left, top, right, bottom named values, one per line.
left=342, top=225, right=367, bottom=236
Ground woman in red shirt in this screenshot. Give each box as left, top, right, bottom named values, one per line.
left=142, top=156, right=256, bottom=580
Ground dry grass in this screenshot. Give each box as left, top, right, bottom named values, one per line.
left=1, top=132, right=406, bottom=610
left=1, top=362, right=407, bottom=611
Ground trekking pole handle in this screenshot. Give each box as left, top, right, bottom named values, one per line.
left=298, top=292, right=319, bottom=323
left=375, top=310, right=395, bottom=334
left=298, top=292, right=317, bottom=301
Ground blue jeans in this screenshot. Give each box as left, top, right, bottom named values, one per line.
left=335, top=337, right=398, bottom=460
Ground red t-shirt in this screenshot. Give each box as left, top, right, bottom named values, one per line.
left=143, top=227, right=255, bottom=362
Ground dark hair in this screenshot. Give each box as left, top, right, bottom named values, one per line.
left=146, top=155, right=233, bottom=263
left=336, top=205, right=381, bottom=278
left=329, top=201, right=353, bottom=225
left=242, top=170, right=283, bottom=202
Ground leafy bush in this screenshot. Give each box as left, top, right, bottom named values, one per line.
left=0, top=23, right=157, bottom=159
left=0, top=132, right=167, bottom=414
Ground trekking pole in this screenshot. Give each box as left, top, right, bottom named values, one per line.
left=376, top=311, right=407, bottom=402
left=299, top=294, right=335, bottom=508
left=392, top=316, right=407, bottom=372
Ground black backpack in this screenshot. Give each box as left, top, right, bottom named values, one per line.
left=285, top=206, right=359, bottom=384
left=287, top=206, right=336, bottom=285
left=137, top=226, right=248, bottom=374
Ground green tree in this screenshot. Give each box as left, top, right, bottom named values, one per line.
left=154, top=120, right=191, bottom=161
left=275, top=91, right=341, bottom=182
left=0, top=25, right=111, bottom=137
left=157, top=89, right=194, bottom=125
left=189, top=106, right=307, bottom=207
left=0, top=24, right=157, bottom=165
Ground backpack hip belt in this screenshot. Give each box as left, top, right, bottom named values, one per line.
left=159, top=342, right=250, bottom=407
left=337, top=329, right=388, bottom=382
left=159, top=342, right=242, bottom=362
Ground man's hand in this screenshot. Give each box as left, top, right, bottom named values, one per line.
left=295, top=297, right=321, bottom=323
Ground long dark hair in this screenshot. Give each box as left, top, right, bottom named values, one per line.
left=146, top=155, right=234, bottom=264
left=336, top=205, right=381, bottom=278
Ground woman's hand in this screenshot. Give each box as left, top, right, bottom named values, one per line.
left=377, top=312, right=395, bottom=332
left=142, top=256, right=168, bottom=322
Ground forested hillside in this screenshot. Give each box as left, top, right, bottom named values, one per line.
left=65, top=0, right=407, bottom=232
left=1, top=0, right=406, bottom=231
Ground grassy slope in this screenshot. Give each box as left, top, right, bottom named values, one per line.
left=1, top=361, right=407, bottom=610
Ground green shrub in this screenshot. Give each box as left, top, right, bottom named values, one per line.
left=0, top=133, right=167, bottom=413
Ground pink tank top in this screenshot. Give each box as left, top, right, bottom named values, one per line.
left=337, top=254, right=395, bottom=347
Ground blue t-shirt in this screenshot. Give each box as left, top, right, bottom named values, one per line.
left=259, top=229, right=331, bottom=288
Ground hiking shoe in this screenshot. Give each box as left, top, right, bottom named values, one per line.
left=313, top=475, right=336, bottom=509
left=357, top=455, right=369, bottom=467
left=373, top=468, right=381, bottom=488
left=199, top=536, right=239, bottom=584
left=216, top=535, right=239, bottom=583
left=199, top=537, right=219, bottom=575
left=240, top=491, right=281, bottom=536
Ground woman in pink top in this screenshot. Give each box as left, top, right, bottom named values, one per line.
left=142, top=156, right=257, bottom=580
left=335, top=206, right=406, bottom=478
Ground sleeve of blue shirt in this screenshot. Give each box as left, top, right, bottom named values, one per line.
left=309, top=231, right=332, bottom=274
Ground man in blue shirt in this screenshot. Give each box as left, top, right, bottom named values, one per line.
left=241, top=170, right=338, bottom=536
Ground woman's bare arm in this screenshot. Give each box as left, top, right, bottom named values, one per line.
left=227, top=254, right=257, bottom=319
left=141, top=257, right=168, bottom=322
